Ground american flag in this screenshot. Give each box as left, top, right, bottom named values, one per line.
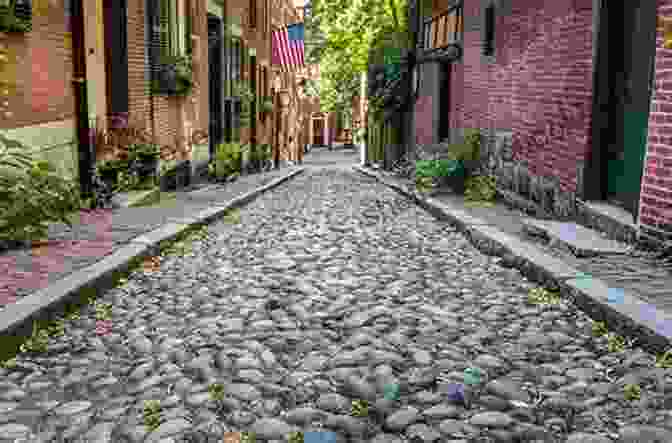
left=272, top=23, right=305, bottom=71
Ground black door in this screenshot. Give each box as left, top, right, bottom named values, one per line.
left=438, top=62, right=451, bottom=142
left=602, top=2, right=657, bottom=216
left=208, top=15, right=223, bottom=158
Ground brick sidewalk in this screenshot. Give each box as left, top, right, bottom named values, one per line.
left=0, top=167, right=300, bottom=309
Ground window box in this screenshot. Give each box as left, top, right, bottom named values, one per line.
left=151, top=55, right=194, bottom=96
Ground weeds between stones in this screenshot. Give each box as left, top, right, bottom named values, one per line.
left=0, top=222, right=213, bottom=364
left=142, top=399, right=162, bottom=432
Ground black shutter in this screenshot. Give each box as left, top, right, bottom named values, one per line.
left=147, top=0, right=161, bottom=85
left=105, top=0, right=129, bottom=117
left=483, top=4, right=495, bottom=56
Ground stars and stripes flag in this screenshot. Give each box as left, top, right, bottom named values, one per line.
left=272, top=23, right=305, bottom=71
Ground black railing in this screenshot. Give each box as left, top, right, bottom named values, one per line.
left=423, top=4, right=463, bottom=52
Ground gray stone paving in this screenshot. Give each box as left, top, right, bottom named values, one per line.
left=2, top=166, right=672, bottom=442
left=393, top=175, right=672, bottom=317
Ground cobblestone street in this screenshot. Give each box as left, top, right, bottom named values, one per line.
left=2, top=164, right=672, bottom=442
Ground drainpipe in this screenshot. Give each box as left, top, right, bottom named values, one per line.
left=71, top=0, right=93, bottom=204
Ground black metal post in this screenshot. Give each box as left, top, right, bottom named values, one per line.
left=71, top=0, right=93, bottom=204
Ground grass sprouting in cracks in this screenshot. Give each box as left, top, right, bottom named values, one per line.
left=592, top=321, right=609, bottom=337
left=527, top=287, right=561, bottom=305
left=143, top=400, right=162, bottom=432
left=623, top=383, right=641, bottom=401
left=222, top=208, right=241, bottom=224
left=351, top=399, right=369, bottom=417
left=207, top=383, right=226, bottom=402
left=656, top=349, right=672, bottom=368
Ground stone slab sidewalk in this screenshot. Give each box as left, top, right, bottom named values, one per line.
left=354, top=165, right=672, bottom=354
left=0, top=167, right=304, bottom=342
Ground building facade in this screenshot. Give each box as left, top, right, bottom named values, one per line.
left=0, top=0, right=323, bottom=193
left=410, top=0, right=672, bottom=243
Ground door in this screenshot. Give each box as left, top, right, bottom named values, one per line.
left=438, top=61, right=451, bottom=142
left=208, top=15, right=223, bottom=158
left=605, top=1, right=657, bottom=216
left=313, top=119, right=324, bottom=146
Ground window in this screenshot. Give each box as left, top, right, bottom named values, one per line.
left=147, top=0, right=190, bottom=77
left=249, top=0, right=257, bottom=28
left=483, top=3, right=495, bottom=56
left=13, top=0, right=32, bottom=23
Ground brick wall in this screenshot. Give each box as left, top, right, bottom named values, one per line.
left=449, top=0, right=594, bottom=194
left=0, top=4, right=74, bottom=129
left=125, top=0, right=209, bottom=163
left=639, top=0, right=672, bottom=237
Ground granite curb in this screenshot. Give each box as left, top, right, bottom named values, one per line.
left=353, top=165, right=672, bottom=354
left=0, top=167, right=305, bottom=352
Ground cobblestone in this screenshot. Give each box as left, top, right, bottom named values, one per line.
left=1, top=166, right=672, bottom=442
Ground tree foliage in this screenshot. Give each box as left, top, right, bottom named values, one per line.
left=308, top=0, right=409, bottom=113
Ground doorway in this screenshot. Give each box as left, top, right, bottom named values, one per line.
left=208, top=15, right=223, bottom=159
left=438, top=62, right=451, bottom=142
left=313, top=118, right=324, bottom=146
left=590, top=1, right=657, bottom=218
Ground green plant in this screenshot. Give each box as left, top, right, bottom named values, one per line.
left=0, top=2, right=32, bottom=33
left=0, top=357, right=16, bottom=369
left=623, top=383, right=641, bottom=401
left=213, top=142, right=243, bottom=179
left=153, top=54, right=194, bottom=96
left=351, top=399, right=369, bottom=417
left=465, top=175, right=497, bottom=205
left=656, top=349, right=672, bottom=368
left=143, top=400, right=162, bottom=431
left=19, top=321, right=49, bottom=354
left=240, top=432, right=256, bottom=443
left=592, top=321, right=609, bottom=337
left=208, top=383, right=226, bottom=402
left=287, top=431, right=304, bottom=443
left=1, top=137, right=82, bottom=245
left=45, top=319, right=66, bottom=338
left=415, top=176, right=433, bottom=193
left=607, top=334, right=626, bottom=353
left=222, top=208, right=241, bottom=224
left=94, top=301, right=113, bottom=321
left=527, top=287, right=561, bottom=305
left=129, top=143, right=160, bottom=161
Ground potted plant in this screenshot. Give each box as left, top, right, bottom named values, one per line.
left=0, top=1, right=32, bottom=33
left=96, top=159, right=127, bottom=189
left=152, top=55, right=194, bottom=96
left=129, top=143, right=160, bottom=182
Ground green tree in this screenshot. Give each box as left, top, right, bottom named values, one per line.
left=309, top=0, right=409, bottom=113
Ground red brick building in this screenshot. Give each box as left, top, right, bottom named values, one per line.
left=413, top=0, right=672, bottom=243
left=0, top=0, right=323, bottom=189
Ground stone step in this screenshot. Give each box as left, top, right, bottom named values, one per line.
left=522, top=218, right=631, bottom=258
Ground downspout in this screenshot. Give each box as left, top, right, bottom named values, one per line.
left=71, top=0, right=93, bottom=204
